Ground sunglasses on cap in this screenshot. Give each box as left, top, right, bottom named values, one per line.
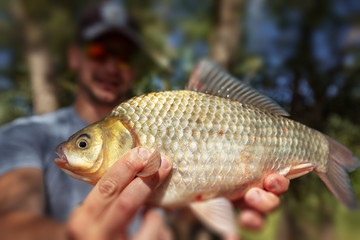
left=84, top=43, right=135, bottom=70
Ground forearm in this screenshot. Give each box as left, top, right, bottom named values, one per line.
left=0, top=211, right=67, bottom=240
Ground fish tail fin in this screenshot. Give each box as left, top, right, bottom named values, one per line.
left=317, top=136, right=360, bottom=209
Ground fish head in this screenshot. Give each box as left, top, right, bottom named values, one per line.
left=55, top=117, right=135, bottom=185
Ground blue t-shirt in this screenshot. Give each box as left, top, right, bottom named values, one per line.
left=0, top=107, right=93, bottom=221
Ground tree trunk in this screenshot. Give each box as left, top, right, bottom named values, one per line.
left=210, top=0, right=244, bottom=69
left=11, top=0, right=58, bottom=115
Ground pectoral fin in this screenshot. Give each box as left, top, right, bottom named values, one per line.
left=189, top=197, right=238, bottom=239
left=137, top=149, right=161, bottom=177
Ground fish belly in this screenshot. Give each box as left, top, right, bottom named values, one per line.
left=111, top=90, right=329, bottom=207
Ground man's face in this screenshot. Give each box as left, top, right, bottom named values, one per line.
left=70, top=33, right=138, bottom=106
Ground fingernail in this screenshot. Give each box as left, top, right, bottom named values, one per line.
left=269, top=178, right=280, bottom=192
left=161, top=157, right=170, bottom=169
left=138, top=147, right=149, bottom=160
left=247, top=189, right=260, bottom=203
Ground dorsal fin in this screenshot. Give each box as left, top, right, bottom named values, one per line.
left=186, top=59, right=289, bottom=116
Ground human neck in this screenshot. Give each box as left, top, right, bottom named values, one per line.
left=73, top=96, right=118, bottom=124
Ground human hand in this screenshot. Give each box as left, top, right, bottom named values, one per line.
left=66, top=147, right=172, bottom=240
left=235, top=173, right=290, bottom=230
left=133, top=209, right=173, bottom=240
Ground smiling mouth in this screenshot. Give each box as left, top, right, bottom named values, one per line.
left=97, top=79, right=119, bottom=87
left=94, top=75, right=121, bottom=88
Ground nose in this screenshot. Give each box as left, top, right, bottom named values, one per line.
left=104, top=57, right=120, bottom=73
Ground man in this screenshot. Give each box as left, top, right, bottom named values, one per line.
left=0, top=1, right=289, bottom=239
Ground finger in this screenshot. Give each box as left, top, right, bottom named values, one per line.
left=84, top=147, right=150, bottom=216
left=101, top=155, right=172, bottom=230
left=244, top=188, right=280, bottom=214
left=238, top=209, right=264, bottom=230
left=159, top=224, right=173, bottom=240
left=263, top=173, right=290, bottom=195
left=133, top=210, right=173, bottom=240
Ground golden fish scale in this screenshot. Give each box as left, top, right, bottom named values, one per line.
left=110, top=90, right=328, bottom=206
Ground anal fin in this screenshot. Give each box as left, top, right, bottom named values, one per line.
left=190, top=197, right=238, bottom=239
left=284, top=163, right=315, bottom=179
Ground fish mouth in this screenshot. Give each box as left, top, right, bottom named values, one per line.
left=54, top=144, right=70, bottom=168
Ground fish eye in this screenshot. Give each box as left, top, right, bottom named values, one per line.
left=75, top=133, right=91, bottom=149
left=78, top=140, right=88, bottom=149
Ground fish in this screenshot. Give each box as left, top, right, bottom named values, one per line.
left=55, top=59, right=360, bottom=238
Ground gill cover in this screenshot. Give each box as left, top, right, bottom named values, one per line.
left=100, top=117, right=136, bottom=171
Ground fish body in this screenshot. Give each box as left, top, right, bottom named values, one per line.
left=55, top=60, right=359, bottom=237
left=110, top=90, right=328, bottom=206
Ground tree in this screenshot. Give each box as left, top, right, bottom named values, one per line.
left=210, top=0, right=244, bottom=69
left=10, top=0, right=58, bottom=114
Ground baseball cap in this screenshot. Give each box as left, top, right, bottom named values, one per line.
left=77, top=1, right=141, bottom=47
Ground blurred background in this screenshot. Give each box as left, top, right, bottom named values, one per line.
left=0, top=0, right=359, bottom=239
